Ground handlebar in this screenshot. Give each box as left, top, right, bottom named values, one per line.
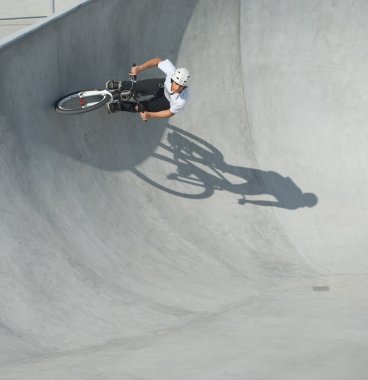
left=130, top=62, right=137, bottom=81
left=129, top=62, right=147, bottom=122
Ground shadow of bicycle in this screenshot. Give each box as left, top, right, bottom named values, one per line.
left=131, top=126, right=318, bottom=209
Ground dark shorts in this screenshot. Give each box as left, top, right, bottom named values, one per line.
left=120, top=78, right=170, bottom=113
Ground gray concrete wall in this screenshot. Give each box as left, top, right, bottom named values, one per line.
left=0, top=0, right=86, bottom=39
left=0, top=0, right=368, bottom=379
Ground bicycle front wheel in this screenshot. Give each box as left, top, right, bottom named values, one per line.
left=55, top=90, right=111, bottom=115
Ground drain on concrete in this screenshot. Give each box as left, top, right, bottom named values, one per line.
left=313, top=285, right=330, bottom=291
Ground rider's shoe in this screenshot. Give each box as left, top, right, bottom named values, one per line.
left=106, top=80, right=122, bottom=90
left=111, top=90, right=121, bottom=100
left=106, top=101, right=121, bottom=113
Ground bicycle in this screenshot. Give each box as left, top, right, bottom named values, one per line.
left=55, top=64, right=151, bottom=115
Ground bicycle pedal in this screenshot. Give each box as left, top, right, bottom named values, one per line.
left=120, top=91, right=133, bottom=101
left=112, top=91, right=120, bottom=100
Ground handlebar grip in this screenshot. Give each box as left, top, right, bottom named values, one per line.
left=139, top=103, right=147, bottom=122
left=131, top=62, right=137, bottom=81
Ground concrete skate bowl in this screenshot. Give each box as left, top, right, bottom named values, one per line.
left=1, top=0, right=368, bottom=379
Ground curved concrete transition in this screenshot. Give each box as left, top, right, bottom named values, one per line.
left=1, top=0, right=368, bottom=378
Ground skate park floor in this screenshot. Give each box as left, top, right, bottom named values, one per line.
left=0, top=1, right=368, bottom=379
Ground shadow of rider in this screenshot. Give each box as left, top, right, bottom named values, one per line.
left=165, top=128, right=318, bottom=209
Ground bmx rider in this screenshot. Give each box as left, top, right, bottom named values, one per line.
left=106, top=57, right=190, bottom=121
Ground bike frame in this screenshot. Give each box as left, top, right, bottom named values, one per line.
left=55, top=64, right=150, bottom=115
left=78, top=90, right=113, bottom=109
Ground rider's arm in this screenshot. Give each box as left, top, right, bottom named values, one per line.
left=134, top=58, right=162, bottom=74
left=142, top=109, right=174, bottom=120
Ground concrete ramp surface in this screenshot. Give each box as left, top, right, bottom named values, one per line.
left=1, top=1, right=368, bottom=379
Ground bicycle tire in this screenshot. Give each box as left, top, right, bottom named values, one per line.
left=55, top=90, right=111, bottom=115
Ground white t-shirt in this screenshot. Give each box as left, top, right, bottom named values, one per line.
left=158, top=59, right=189, bottom=114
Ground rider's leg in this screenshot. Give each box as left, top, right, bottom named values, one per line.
left=107, top=101, right=135, bottom=113
left=120, top=79, right=168, bottom=113
left=107, top=78, right=165, bottom=94
left=142, top=87, right=170, bottom=112
left=108, top=79, right=168, bottom=113
left=116, top=78, right=165, bottom=96
left=110, top=95, right=169, bottom=113
left=132, top=78, right=165, bottom=96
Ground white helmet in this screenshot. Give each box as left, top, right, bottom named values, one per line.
left=171, top=67, right=190, bottom=87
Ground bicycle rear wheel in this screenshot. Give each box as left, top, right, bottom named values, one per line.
left=55, top=90, right=111, bottom=115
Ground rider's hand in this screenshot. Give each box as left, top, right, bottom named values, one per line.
left=130, top=65, right=142, bottom=76
left=140, top=111, right=150, bottom=121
